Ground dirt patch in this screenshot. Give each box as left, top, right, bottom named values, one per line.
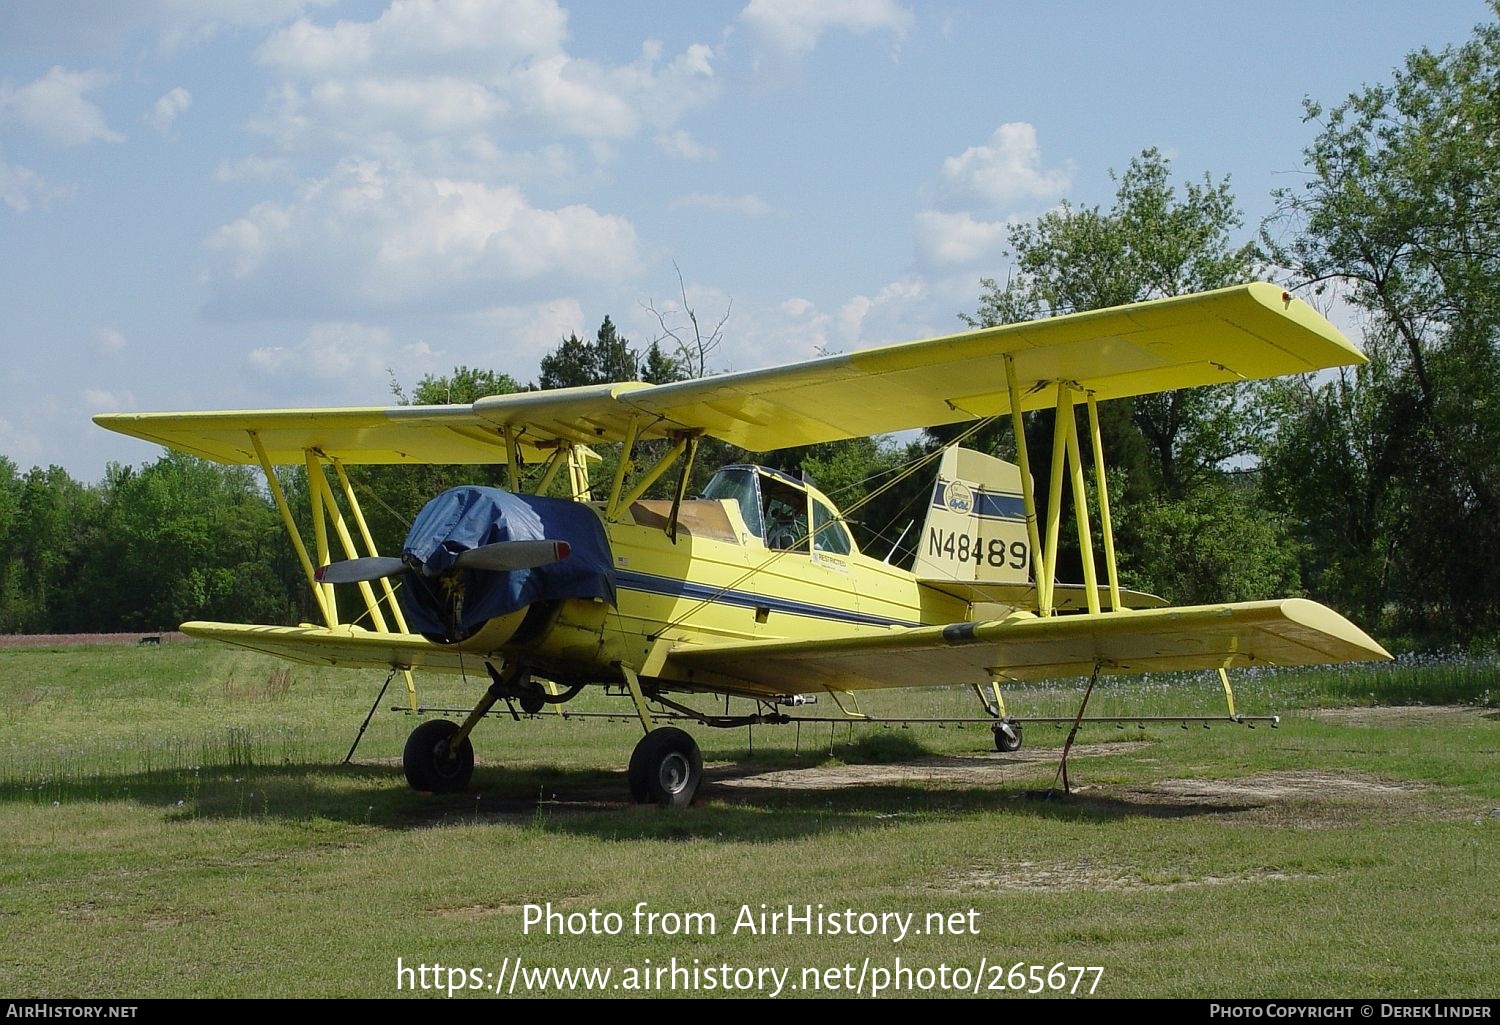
left=1307, top=705, right=1492, bottom=727
left=710, top=745, right=1116, bottom=791
left=941, top=863, right=1314, bottom=894
left=0, top=632, right=191, bottom=649
left=1147, top=770, right=1432, bottom=802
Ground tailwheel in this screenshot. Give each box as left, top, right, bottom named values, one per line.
left=993, top=721, right=1023, bottom=753
left=403, top=719, right=475, bottom=793
left=627, top=727, right=702, bottom=808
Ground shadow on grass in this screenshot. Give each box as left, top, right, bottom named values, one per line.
left=0, top=740, right=1260, bottom=840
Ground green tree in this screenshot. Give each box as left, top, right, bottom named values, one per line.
left=961, top=149, right=1293, bottom=600
left=965, top=148, right=1259, bottom=499
left=395, top=365, right=521, bottom=406
left=1130, top=475, right=1302, bottom=605
left=538, top=316, right=645, bottom=389
left=1262, top=6, right=1500, bottom=641
left=1256, top=367, right=1398, bottom=628
left=70, top=454, right=292, bottom=631
left=0, top=465, right=102, bottom=632
left=345, top=366, right=525, bottom=560
left=535, top=317, right=696, bottom=500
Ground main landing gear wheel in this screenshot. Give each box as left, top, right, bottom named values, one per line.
left=403, top=719, right=475, bottom=793
left=993, top=722, right=1023, bottom=753
left=627, top=727, right=703, bottom=809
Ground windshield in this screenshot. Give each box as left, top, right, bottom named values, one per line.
left=701, top=467, right=763, bottom=539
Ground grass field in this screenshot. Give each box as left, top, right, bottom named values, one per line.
left=1, top=638, right=1496, bottom=999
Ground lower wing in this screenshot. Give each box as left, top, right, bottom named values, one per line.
left=182, top=598, right=1389, bottom=697
left=655, top=598, right=1390, bottom=695
left=179, top=621, right=470, bottom=672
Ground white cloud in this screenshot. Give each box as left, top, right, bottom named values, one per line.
left=257, top=0, right=569, bottom=76
left=96, top=327, right=128, bottom=353
left=248, top=322, right=395, bottom=382
left=912, top=124, right=1071, bottom=268
left=0, top=416, right=45, bottom=468
left=739, top=0, right=912, bottom=58
left=248, top=5, right=717, bottom=165
left=0, top=158, right=70, bottom=212
left=938, top=122, right=1072, bottom=210
left=720, top=276, right=972, bottom=376
left=914, top=209, right=1012, bottom=266
left=145, top=86, right=191, bottom=133
left=655, top=129, right=715, bottom=161
left=836, top=278, right=927, bottom=339
left=0, top=67, right=122, bottom=146
left=0, top=1, right=333, bottom=56
left=463, top=297, right=590, bottom=377
left=82, top=387, right=134, bottom=411
left=306, top=75, right=509, bottom=139
left=213, top=155, right=294, bottom=183
left=512, top=54, right=640, bottom=138
left=670, top=192, right=772, bottom=217
left=204, top=159, right=640, bottom=317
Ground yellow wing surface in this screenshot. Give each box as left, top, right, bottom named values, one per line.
left=655, top=599, right=1391, bottom=695
left=96, top=283, right=1363, bottom=462
left=180, top=597, right=1390, bottom=694
left=178, top=622, right=485, bottom=672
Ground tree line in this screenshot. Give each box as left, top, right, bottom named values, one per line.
left=4, top=16, right=1497, bottom=648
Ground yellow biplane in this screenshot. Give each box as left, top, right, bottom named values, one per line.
left=96, top=283, right=1389, bottom=807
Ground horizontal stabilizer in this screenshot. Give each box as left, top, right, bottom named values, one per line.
left=920, top=579, right=1167, bottom=611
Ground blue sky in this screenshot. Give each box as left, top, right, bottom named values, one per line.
left=3, top=0, right=1493, bottom=481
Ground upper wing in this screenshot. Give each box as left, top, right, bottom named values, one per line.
left=654, top=598, right=1391, bottom=696
left=92, top=385, right=646, bottom=466
left=615, top=281, right=1362, bottom=451
left=96, top=284, right=1362, bottom=463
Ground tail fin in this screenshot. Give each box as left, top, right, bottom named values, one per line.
left=913, top=446, right=1031, bottom=584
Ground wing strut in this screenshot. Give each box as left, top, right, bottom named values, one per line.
left=249, top=432, right=423, bottom=709
left=315, top=457, right=422, bottom=708
left=250, top=431, right=334, bottom=629
left=1086, top=394, right=1123, bottom=612
left=1004, top=355, right=1047, bottom=611
left=304, top=449, right=339, bottom=623
left=1060, top=384, right=1101, bottom=613
left=1002, top=362, right=1125, bottom=618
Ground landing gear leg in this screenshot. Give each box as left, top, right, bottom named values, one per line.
left=401, top=660, right=526, bottom=792
left=974, top=679, right=1022, bottom=752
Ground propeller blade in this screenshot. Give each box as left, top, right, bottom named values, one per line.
left=314, top=556, right=407, bottom=584
left=452, top=539, right=572, bottom=573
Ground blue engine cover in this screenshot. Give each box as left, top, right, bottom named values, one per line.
left=398, top=486, right=615, bottom=639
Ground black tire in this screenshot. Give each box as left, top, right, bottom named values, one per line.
left=993, top=722, right=1023, bottom=753
left=403, top=719, right=475, bottom=793
left=627, top=727, right=702, bottom=808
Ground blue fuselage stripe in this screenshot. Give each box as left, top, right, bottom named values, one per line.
left=615, top=569, right=920, bottom=629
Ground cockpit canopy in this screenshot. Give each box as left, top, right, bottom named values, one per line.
left=701, top=465, right=855, bottom=556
